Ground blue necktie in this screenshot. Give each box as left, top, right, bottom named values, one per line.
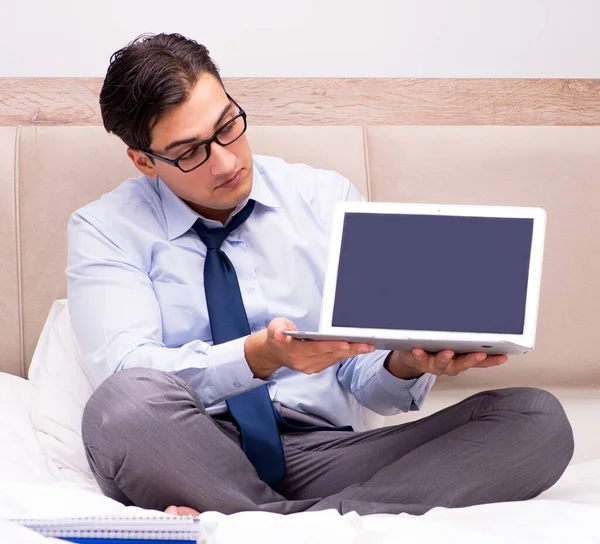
left=192, top=200, right=286, bottom=486
left=192, top=200, right=352, bottom=487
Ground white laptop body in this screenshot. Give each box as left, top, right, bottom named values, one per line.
left=285, top=202, right=546, bottom=356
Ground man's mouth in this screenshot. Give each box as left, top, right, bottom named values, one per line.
left=216, top=169, right=242, bottom=189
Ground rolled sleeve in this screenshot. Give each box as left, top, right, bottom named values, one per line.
left=338, top=350, right=436, bottom=415
left=375, top=364, right=436, bottom=412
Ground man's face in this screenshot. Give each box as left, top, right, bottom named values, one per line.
left=129, top=72, right=253, bottom=223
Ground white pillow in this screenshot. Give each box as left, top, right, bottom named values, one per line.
left=28, top=300, right=101, bottom=493
left=0, top=373, right=59, bottom=485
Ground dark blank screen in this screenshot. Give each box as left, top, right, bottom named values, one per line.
left=331, top=213, right=534, bottom=334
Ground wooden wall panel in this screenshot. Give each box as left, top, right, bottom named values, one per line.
left=1, top=78, right=599, bottom=126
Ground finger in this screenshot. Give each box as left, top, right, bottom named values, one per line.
left=448, top=353, right=508, bottom=374
left=411, top=348, right=433, bottom=372
left=283, top=340, right=352, bottom=374
left=403, top=348, right=435, bottom=372
left=298, top=342, right=375, bottom=374
left=293, top=348, right=350, bottom=374
left=472, top=355, right=508, bottom=368
left=272, top=326, right=295, bottom=343
left=268, top=317, right=297, bottom=333
left=435, top=350, right=455, bottom=365
left=301, top=340, right=375, bottom=357
left=348, top=342, right=376, bottom=356
left=302, top=340, right=352, bottom=356
left=441, top=351, right=485, bottom=375
left=455, top=351, right=487, bottom=369
left=268, top=317, right=298, bottom=342
left=165, top=506, right=180, bottom=515
left=430, top=349, right=455, bottom=374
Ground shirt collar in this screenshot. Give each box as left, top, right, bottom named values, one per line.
left=158, top=159, right=280, bottom=241
left=247, top=160, right=280, bottom=210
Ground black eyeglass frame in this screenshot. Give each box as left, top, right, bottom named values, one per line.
left=143, top=94, right=247, bottom=173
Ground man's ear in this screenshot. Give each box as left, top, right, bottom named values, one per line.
left=127, top=148, right=158, bottom=177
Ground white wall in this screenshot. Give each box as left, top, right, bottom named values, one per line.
left=2, top=0, right=599, bottom=78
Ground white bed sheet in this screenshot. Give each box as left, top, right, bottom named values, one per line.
left=2, top=371, right=600, bottom=543
left=2, top=472, right=600, bottom=544
left=199, top=460, right=600, bottom=543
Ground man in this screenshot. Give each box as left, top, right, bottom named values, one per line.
left=68, top=33, right=573, bottom=517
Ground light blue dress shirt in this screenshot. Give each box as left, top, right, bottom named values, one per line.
left=67, top=155, right=435, bottom=430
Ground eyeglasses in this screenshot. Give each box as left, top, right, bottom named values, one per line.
left=143, top=94, right=247, bottom=173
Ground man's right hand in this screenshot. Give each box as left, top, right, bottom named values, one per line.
left=244, top=317, right=375, bottom=379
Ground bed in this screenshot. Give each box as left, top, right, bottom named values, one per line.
left=2, top=364, right=600, bottom=543
left=1, top=79, right=600, bottom=542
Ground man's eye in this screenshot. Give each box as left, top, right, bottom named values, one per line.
left=184, top=147, right=199, bottom=159
left=220, top=123, right=234, bottom=135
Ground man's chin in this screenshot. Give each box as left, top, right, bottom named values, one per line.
left=195, top=189, right=252, bottom=221
left=222, top=175, right=252, bottom=206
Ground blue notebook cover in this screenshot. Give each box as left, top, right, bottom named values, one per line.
left=58, top=539, right=194, bottom=544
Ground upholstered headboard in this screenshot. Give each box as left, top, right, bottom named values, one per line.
left=1, top=78, right=599, bottom=391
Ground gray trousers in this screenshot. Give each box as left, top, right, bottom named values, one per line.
left=82, top=368, right=574, bottom=516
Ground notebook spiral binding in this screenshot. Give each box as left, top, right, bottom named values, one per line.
left=9, top=514, right=202, bottom=541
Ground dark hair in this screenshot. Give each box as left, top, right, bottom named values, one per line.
left=99, top=33, right=222, bottom=150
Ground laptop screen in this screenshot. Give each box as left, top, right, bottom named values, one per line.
left=331, top=213, right=534, bottom=334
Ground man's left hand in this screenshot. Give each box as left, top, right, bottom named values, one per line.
left=385, top=349, right=508, bottom=380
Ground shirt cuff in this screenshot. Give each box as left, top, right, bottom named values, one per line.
left=376, top=363, right=436, bottom=411
left=206, top=336, right=259, bottom=399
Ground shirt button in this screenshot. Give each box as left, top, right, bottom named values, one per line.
left=251, top=325, right=261, bottom=333
left=246, top=287, right=255, bottom=294
left=233, top=380, right=241, bottom=388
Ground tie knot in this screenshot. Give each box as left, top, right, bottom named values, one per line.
left=191, top=199, right=256, bottom=251
left=195, top=227, right=229, bottom=250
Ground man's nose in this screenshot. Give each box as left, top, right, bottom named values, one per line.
left=209, top=142, right=236, bottom=176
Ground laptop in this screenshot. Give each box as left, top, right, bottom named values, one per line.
left=285, top=201, right=546, bottom=356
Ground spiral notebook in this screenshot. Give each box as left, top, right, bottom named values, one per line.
left=9, top=514, right=202, bottom=543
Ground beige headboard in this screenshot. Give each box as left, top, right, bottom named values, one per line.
left=1, top=78, right=599, bottom=391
